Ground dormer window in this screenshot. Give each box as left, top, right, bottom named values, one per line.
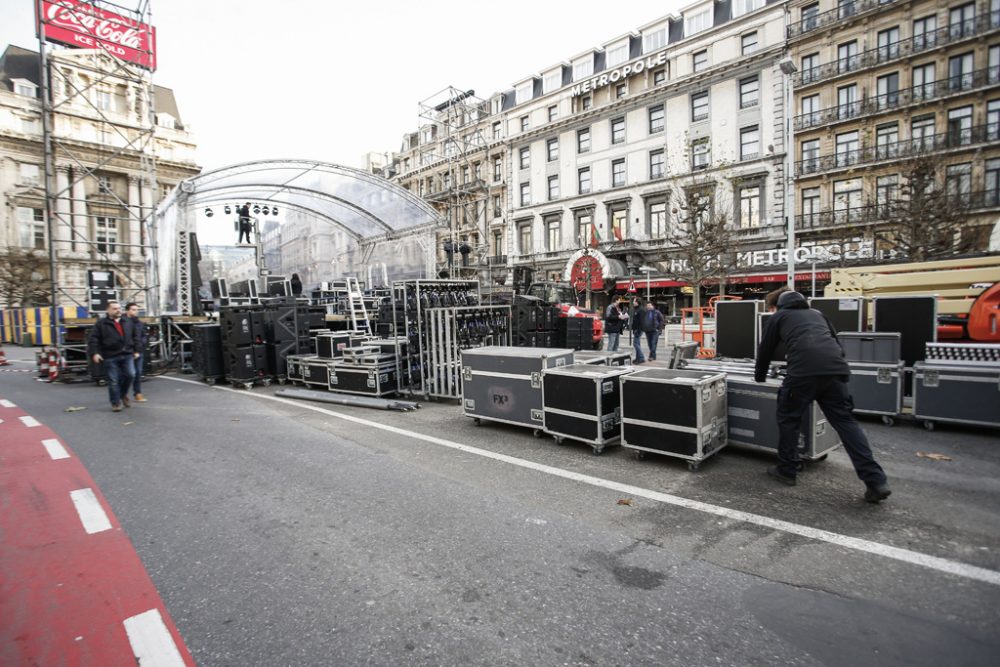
left=685, top=8, right=712, bottom=36
left=12, top=78, right=37, bottom=98
left=542, top=71, right=562, bottom=94
left=606, top=43, right=629, bottom=67
left=515, top=81, right=534, bottom=105
left=573, top=57, right=594, bottom=80
left=157, top=112, right=176, bottom=129
left=643, top=28, right=666, bottom=53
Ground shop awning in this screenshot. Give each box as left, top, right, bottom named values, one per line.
left=613, top=278, right=688, bottom=290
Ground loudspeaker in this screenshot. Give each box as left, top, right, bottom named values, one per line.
left=221, top=307, right=264, bottom=347
left=191, top=324, right=224, bottom=378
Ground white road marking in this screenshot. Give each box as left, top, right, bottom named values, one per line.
left=0, top=399, right=15, bottom=407
left=69, top=488, right=112, bottom=534
left=42, top=438, right=70, bottom=460
left=19, top=416, right=40, bottom=428
left=123, top=609, right=186, bottom=667
left=163, top=375, right=1000, bottom=587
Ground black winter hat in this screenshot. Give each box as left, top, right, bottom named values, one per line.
left=777, top=290, right=807, bottom=308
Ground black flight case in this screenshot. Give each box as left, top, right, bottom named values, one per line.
left=541, top=363, right=634, bottom=454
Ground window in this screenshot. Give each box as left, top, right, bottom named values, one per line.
left=986, top=159, right=1000, bottom=206
left=948, top=52, right=974, bottom=91
left=739, top=76, right=759, bottom=108
left=96, top=217, right=118, bottom=254
left=838, top=41, right=858, bottom=73
left=912, top=62, right=936, bottom=101
left=493, top=231, right=502, bottom=255
left=519, top=182, right=531, bottom=206
left=573, top=58, right=594, bottom=80
left=801, top=187, right=820, bottom=224
left=19, top=163, right=40, bottom=186
left=492, top=122, right=502, bottom=140
left=545, top=217, right=561, bottom=251
left=611, top=158, right=626, bottom=187
left=950, top=3, right=976, bottom=38
left=610, top=207, right=628, bottom=240
left=876, top=175, right=898, bottom=214
left=515, top=82, right=533, bottom=105
left=685, top=9, right=712, bottom=35
left=800, top=53, right=819, bottom=83
left=547, top=138, right=559, bottom=162
left=548, top=105, right=558, bottom=122
left=833, top=178, right=862, bottom=222
left=581, top=96, right=592, bottom=111
left=653, top=68, right=667, bottom=85
left=519, top=146, right=530, bottom=170
left=692, top=138, right=710, bottom=169
left=543, top=71, right=562, bottom=94
left=578, top=167, right=592, bottom=194
left=17, top=207, right=45, bottom=250
left=649, top=149, right=665, bottom=179
left=462, top=166, right=470, bottom=184
left=801, top=94, right=820, bottom=126
left=838, top=0, right=857, bottom=20
left=644, top=28, right=666, bottom=53
left=740, top=126, right=759, bottom=160
left=493, top=157, right=502, bottom=182
left=913, top=15, right=938, bottom=51
left=991, top=45, right=1000, bottom=84
left=611, top=117, right=625, bottom=144
left=838, top=84, right=859, bottom=118
left=947, top=106, right=973, bottom=145
left=911, top=114, right=936, bottom=151
left=577, top=127, right=591, bottom=153
left=876, top=122, right=899, bottom=159
left=493, top=195, right=503, bottom=218
left=606, top=43, right=629, bottom=67
left=519, top=223, right=532, bottom=254
left=520, top=116, right=530, bottom=132
left=876, top=27, right=900, bottom=62
left=946, top=163, right=972, bottom=202
left=615, top=83, right=627, bottom=99
left=739, top=185, right=762, bottom=228
left=98, top=175, right=113, bottom=193
left=801, top=138, right=820, bottom=173
left=876, top=73, right=900, bottom=110
left=693, top=50, right=708, bottom=73
left=547, top=175, right=560, bottom=201
left=576, top=212, right=594, bottom=245
left=649, top=105, right=664, bottom=134
left=801, top=3, right=820, bottom=31
left=96, top=89, right=112, bottom=111
left=741, top=32, right=758, bottom=55
left=691, top=92, right=709, bottom=121
left=648, top=201, right=667, bottom=237
left=988, top=99, right=1000, bottom=140
left=835, top=131, right=859, bottom=167
left=733, top=0, right=764, bottom=17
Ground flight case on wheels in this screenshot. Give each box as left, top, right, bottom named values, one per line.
left=912, top=360, right=1000, bottom=431
left=620, top=368, right=728, bottom=471
left=541, top=364, right=633, bottom=454
left=847, top=361, right=904, bottom=425
left=462, top=346, right=574, bottom=435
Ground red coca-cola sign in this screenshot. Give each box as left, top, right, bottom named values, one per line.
left=38, top=0, right=157, bottom=70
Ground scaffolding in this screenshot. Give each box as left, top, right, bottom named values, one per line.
left=35, top=0, right=160, bottom=345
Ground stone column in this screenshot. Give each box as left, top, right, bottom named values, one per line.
left=54, top=166, right=72, bottom=256
left=128, top=175, right=142, bottom=261
left=140, top=179, right=154, bottom=258
left=71, top=171, right=88, bottom=255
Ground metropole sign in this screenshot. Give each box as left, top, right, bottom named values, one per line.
left=37, top=0, right=157, bottom=70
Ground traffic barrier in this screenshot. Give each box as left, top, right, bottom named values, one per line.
left=46, top=347, right=60, bottom=382
left=0, top=343, right=9, bottom=366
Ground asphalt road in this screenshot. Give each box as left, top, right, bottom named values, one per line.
left=3, top=352, right=1000, bottom=666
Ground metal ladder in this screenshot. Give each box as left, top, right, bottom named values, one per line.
left=346, top=277, right=372, bottom=335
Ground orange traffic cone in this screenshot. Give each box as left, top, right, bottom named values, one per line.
left=0, top=343, right=9, bottom=366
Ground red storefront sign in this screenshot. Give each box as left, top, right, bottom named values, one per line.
left=724, top=271, right=832, bottom=284
left=38, top=0, right=157, bottom=70
left=614, top=278, right=688, bottom=290
left=570, top=255, right=604, bottom=291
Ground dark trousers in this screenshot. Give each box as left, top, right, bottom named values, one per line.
left=132, top=353, right=143, bottom=396
left=645, top=330, right=661, bottom=360
left=238, top=221, right=251, bottom=243
left=776, top=375, right=887, bottom=486
left=104, top=354, right=135, bottom=406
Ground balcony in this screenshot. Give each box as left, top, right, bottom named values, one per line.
left=485, top=254, right=508, bottom=267
left=788, top=0, right=899, bottom=39
left=794, top=11, right=1000, bottom=88
left=795, top=190, right=1000, bottom=231
left=796, top=124, right=998, bottom=177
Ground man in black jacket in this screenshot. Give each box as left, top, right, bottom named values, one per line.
left=125, top=302, right=148, bottom=403
left=88, top=300, right=141, bottom=412
left=755, top=290, right=890, bottom=503
left=237, top=203, right=252, bottom=244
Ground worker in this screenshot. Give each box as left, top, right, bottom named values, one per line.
left=755, top=288, right=891, bottom=503
left=237, top=203, right=252, bottom=244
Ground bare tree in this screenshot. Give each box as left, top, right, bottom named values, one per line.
left=875, top=155, right=979, bottom=262
left=0, top=248, right=51, bottom=308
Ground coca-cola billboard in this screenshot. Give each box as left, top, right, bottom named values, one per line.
left=37, top=0, right=156, bottom=70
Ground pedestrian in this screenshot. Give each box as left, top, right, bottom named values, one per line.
left=755, top=288, right=891, bottom=503
left=642, top=301, right=665, bottom=361
left=290, top=273, right=303, bottom=297
left=87, top=300, right=140, bottom=412
left=237, top=202, right=252, bottom=244
left=604, top=296, right=625, bottom=352
left=125, top=302, right=148, bottom=403
left=631, top=297, right=646, bottom=363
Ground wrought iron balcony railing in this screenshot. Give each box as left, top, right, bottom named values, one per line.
left=788, top=0, right=898, bottom=39
left=795, top=189, right=1000, bottom=231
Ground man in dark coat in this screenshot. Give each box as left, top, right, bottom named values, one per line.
left=237, top=203, right=252, bottom=244
left=125, top=302, right=148, bottom=402
left=755, top=289, right=890, bottom=502
left=88, top=300, right=141, bottom=411
left=604, top=296, right=625, bottom=352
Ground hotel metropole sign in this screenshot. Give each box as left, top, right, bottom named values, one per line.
left=571, top=51, right=668, bottom=97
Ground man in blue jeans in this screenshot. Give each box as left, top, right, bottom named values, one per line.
left=604, top=296, right=625, bottom=352
left=88, top=300, right=140, bottom=412
left=755, top=289, right=891, bottom=503
left=125, top=302, right=148, bottom=402
left=633, top=301, right=664, bottom=362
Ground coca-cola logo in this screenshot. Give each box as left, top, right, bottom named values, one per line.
left=45, top=0, right=145, bottom=49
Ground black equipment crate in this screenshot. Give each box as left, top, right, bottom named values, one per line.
left=221, top=307, right=265, bottom=346
left=542, top=364, right=633, bottom=453
left=715, top=300, right=762, bottom=359
left=809, top=297, right=867, bottom=333
left=300, top=357, right=336, bottom=388
left=724, top=376, right=841, bottom=461
left=330, top=363, right=398, bottom=397
left=847, top=361, right=903, bottom=424
left=286, top=354, right=312, bottom=382
left=462, top=346, right=575, bottom=433
left=620, top=368, right=728, bottom=470
left=225, top=345, right=267, bottom=384
left=912, top=362, right=1000, bottom=430
left=555, top=317, right=593, bottom=350
left=838, top=332, right=901, bottom=364
left=316, top=331, right=358, bottom=359
left=873, top=296, right=936, bottom=366
left=573, top=350, right=631, bottom=367
left=191, top=323, right=224, bottom=380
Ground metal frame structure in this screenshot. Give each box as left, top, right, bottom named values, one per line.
left=36, top=0, right=160, bottom=346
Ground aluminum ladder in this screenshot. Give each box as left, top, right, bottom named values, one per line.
left=346, top=277, right=372, bottom=335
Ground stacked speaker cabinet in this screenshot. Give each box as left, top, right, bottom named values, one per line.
left=191, top=324, right=224, bottom=382
left=555, top=317, right=593, bottom=350
left=220, top=306, right=268, bottom=385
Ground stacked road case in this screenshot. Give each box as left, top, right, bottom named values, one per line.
left=541, top=364, right=634, bottom=454
left=912, top=343, right=1000, bottom=430
left=620, top=368, right=728, bottom=471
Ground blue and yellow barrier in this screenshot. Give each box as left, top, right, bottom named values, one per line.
left=0, top=306, right=89, bottom=346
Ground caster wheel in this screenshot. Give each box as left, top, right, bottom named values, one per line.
left=923, top=420, right=935, bottom=431
left=633, top=450, right=646, bottom=461
left=532, top=429, right=542, bottom=438
left=553, top=436, right=565, bottom=445
left=592, top=447, right=604, bottom=456
left=473, top=418, right=481, bottom=426
left=688, top=461, right=701, bottom=472
left=278, top=378, right=287, bottom=385
left=881, top=415, right=895, bottom=426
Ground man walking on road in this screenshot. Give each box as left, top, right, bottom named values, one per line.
left=604, top=296, right=626, bottom=352
left=125, top=302, right=148, bottom=403
left=88, top=300, right=140, bottom=412
left=755, top=289, right=891, bottom=503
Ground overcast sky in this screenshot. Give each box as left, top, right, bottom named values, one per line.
left=1, top=0, right=686, bottom=171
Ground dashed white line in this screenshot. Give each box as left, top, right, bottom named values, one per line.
left=42, top=438, right=70, bottom=460
left=123, top=609, right=186, bottom=667
left=162, top=375, right=1000, bottom=587
left=0, top=399, right=15, bottom=408
left=69, top=488, right=112, bottom=534
left=19, top=416, right=40, bottom=428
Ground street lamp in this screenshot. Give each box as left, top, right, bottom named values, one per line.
left=779, top=54, right=798, bottom=290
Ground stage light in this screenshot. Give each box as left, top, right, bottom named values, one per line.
left=253, top=205, right=261, bottom=214
left=204, top=208, right=214, bottom=217
left=272, top=206, right=279, bottom=215
left=262, top=206, right=270, bottom=215
left=224, top=205, right=232, bottom=215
